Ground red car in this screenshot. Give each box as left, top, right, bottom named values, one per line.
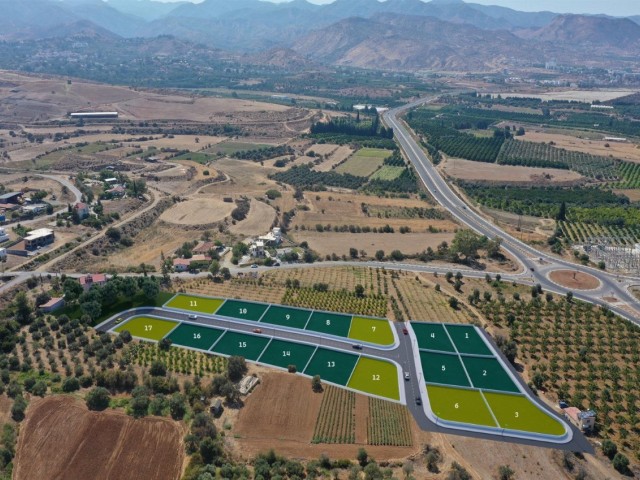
left=252, top=328, right=262, bottom=334
left=402, top=328, right=409, bottom=335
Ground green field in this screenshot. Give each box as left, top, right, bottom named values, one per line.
left=172, top=152, right=217, bottom=164
left=411, top=323, right=456, bottom=352
left=303, top=348, right=359, bottom=386
left=257, top=339, right=316, bottom=371
left=207, top=141, right=270, bottom=156
left=347, top=357, right=400, bottom=401
left=164, top=294, right=224, bottom=314
left=369, top=165, right=404, bottom=181
left=420, top=351, right=470, bottom=387
left=260, top=305, right=312, bottom=329
left=483, top=392, right=567, bottom=436
left=305, top=311, right=352, bottom=338
left=348, top=317, right=395, bottom=346
left=216, top=300, right=268, bottom=322
left=356, top=148, right=393, bottom=158
left=212, top=331, right=270, bottom=360
left=461, top=356, right=520, bottom=393
left=167, top=323, right=225, bottom=351
left=426, top=385, right=497, bottom=427
left=446, top=325, right=492, bottom=356
left=114, top=316, right=179, bottom=341
left=335, top=155, right=385, bottom=177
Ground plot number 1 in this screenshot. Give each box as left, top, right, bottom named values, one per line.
left=145, top=325, right=152, bottom=331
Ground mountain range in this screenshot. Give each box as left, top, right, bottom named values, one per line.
left=0, top=0, right=639, bottom=71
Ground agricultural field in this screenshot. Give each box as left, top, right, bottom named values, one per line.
left=159, top=197, right=236, bottom=226
left=282, top=287, right=388, bottom=318
left=205, top=141, right=271, bottom=156
left=312, top=386, right=356, bottom=444
left=369, top=165, right=405, bottom=181
left=335, top=148, right=392, bottom=177
left=367, top=398, right=413, bottom=446
left=313, top=145, right=354, bottom=172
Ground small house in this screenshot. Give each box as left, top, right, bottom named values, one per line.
left=79, top=273, right=107, bottom=291
left=74, top=202, right=90, bottom=220
left=564, top=407, right=596, bottom=432
left=39, top=297, right=65, bottom=313
left=24, top=228, right=55, bottom=250
left=193, top=241, right=215, bottom=255
left=173, top=258, right=191, bottom=272
left=108, top=185, right=126, bottom=197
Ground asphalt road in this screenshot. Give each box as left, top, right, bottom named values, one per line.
left=383, top=98, right=640, bottom=323
left=97, top=307, right=590, bottom=451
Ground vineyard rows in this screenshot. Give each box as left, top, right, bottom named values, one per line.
left=367, top=398, right=413, bottom=446
left=131, top=343, right=227, bottom=376
left=615, top=161, right=640, bottom=189
left=558, top=221, right=640, bottom=245
left=312, top=386, right=356, bottom=444
left=497, top=140, right=619, bottom=181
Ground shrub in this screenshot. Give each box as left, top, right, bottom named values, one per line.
left=86, top=387, right=111, bottom=411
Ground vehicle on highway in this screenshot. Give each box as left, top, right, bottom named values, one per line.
left=404, top=372, right=410, bottom=381
left=415, top=396, right=422, bottom=406
left=188, top=314, right=198, bottom=320
left=352, top=344, right=363, bottom=350
left=402, top=328, right=409, bottom=335
left=252, top=328, right=262, bottom=334
left=115, top=317, right=123, bottom=324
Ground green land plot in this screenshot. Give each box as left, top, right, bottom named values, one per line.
left=114, top=316, right=179, bottom=342
left=164, top=294, right=224, bottom=315
left=303, top=348, right=359, bottom=386
left=167, top=323, right=225, bottom=351
left=172, top=152, right=217, bottom=164
left=216, top=300, right=269, bottom=322
left=461, top=356, right=520, bottom=393
left=369, top=166, right=404, bottom=181
left=259, top=305, right=312, bottom=330
left=420, top=351, right=471, bottom=388
left=445, top=325, right=492, bottom=356
left=347, top=357, right=400, bottom=401
left=356, top=148, right=393, bottom=158
left=305, top=311, right=352, bottom=338
left=427, top=385, right=497, bottom=427
left=483, top=392, right=567, bottom=436
left=257, top=339, right=316, bottom=371
left=348, top=317, right=395, bottom=346
left=212, top=331, right=271, bottom=361
left=207, top=141, right=270, bottom=156
left=411, top=323, right=456, bottom=352
left=335, top=155, right=385, bottom=177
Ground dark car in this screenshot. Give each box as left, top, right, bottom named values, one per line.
left=415, top=397, right=422, bottom=406
left=402, top=328, right=409, bottom=335
left=352, top=344, right=363, bottom=350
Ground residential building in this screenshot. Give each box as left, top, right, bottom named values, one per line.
left=21, top=204, right=48, bottom=215
left=79, top=273, right=107, bottom=291
left=564, top=407, right=596, bottom=431
left=0, top=227, right=8, bottom=243
left=0, top=248, right=6, bottom=260
left=0, top=192, right=23, bottom=205
left=74, top=202, right=90, bottom=220
left=39, top=297, right=65, bottom=313
left=173, top=258, right=191, bottom=272
left=108, top=185, right=126, bottom=197
left=24, top=228, right=55, bottom=250
left=193, top=241, right=215, bottom=255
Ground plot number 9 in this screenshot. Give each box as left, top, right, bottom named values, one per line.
left=285, top=314, right=290, bottom=320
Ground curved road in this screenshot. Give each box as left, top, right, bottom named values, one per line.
left=383, top=98, right=640, bottom=323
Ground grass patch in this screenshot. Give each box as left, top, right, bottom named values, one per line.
left=369, top=166, right=404, bottom=181
left=348, top=317, right=395, bottom=346
left=347, top=357, right=400, bottom=400
left=336, top=155, right=385, bottom=177
left=164, top=293, right=224, bottom=315
left=483, top=392, right=566, bottom=436
left=206, top=141, right=270, bottom=156
left=426, top=385, right=497, bottom=427
left=172, top=152, right=217, bottom=164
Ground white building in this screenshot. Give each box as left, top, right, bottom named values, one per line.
left=0, top=248, right=6, bottom=260
left=258, top=227, right=282, bottom=246
left=0, top=228, right=8, bottom=243
left=24, top=228, right=55, bottom=250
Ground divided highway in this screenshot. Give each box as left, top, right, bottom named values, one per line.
left=383, top=99, right=640, bottom=324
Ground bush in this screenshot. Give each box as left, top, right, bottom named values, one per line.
left=86, top=387, right=111, bottom=411
left=612, top=453, right=629, bottom=474
left=62, top=377, right=80, bottom=392
left=265, top=189, right=282, bottom=200
left=11, top=394, right=27, bottom=422
left=601, top=439, right=617, bottom=459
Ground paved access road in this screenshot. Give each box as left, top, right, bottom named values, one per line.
left=98, top=306, right=590, bottom=451
left=383, top=98, right=640, bottom=323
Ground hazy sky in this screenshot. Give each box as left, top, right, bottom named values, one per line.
left=153, top=0, right=640, bottom=17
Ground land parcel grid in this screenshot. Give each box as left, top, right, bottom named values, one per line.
left=114, top=317, right=178, bottom=341
left=216, top=300, right=269, bottom=322
left=426, top=385, right=497, bottom=427
left=259, top=305, right=312, bottom=330
left=212, top=331, right=270, bottom=361
left=304, top=348, right=359, bottom=386
left=305, top=311, right=352, bottom=338
left=348, top=317, right=395, bottom=346
left=461, top=356, right=520, bottom=393
left=484, top=392, right=567, bottom=436
left=164, top=294, right=224, bottom=315
left=258, top=339, right=316, bottom=370
left=347, top=357, right=400, bottom=401
left=411, top=323, right=456, bottom=352
left=167, top=323, right=225, bottom=351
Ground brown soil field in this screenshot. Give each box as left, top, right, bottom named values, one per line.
left=616, top=189, right=640, bottom=202
left=229, top=200, right=277, bottom=236
left=519, top=130, right=640, bottom=163
left=292, top=191, right=456, bottom=232
left=441, top=157, right=585, bottom=184
left=479, top=206, right=554, bottom=242
left=293, top=231, right=453, bottom=257
left=201, top=158, right=281, bottom=198
left=549, top=270, right=601, bottom=290
left=3, top=175, right=74, bottom=204
left=0, top=394, right=12, bottom=425
left=13, top=396, right=184, bottom=480
left=160, top=197, right=235, bottom=225
left=233, top=372, right=417, bottom=461
left=314, top=145, right=354, bottom=172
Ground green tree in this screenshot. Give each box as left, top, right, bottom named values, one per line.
left=227, top=356, right=247, bottom=382
left=209, top=260, right=220, bottom=276
left=557, top=201, right=567, bottom=221
left=612, top=453, right=629, bottom=474
left=150, top=361, right=167, bottom=377
left=363, top=462, right=383, bottom=480
left=14, top=292, right=32, bottom=325
left=601, top=439, right=617, bottom=459
left=357, top=447, right=369, bottom=467
left=86, top=387, right=111, bottom=411
left=451, top=230, right=484, bottom=261
left=498, top=465, right=515, bottom=480
left=169, top=393, right=187, bottom=420
left=199, top=437, right=223, bottom=465
left=447, top=462, right=471, bottom=480
left=354, top=284, right=365, bottom=297
left=311, top=375, right=322, bottom=393
left=140, top=278, right=159, bottom=300
left=31, top=380, right=47, bottom=397
left=11, top=394, right=27, bottom=422
left=375, top=250, right=385, bottom=261
left=62, top=377, right=80, bottom=393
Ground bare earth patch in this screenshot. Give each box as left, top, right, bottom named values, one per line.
left=442, top=157, right=585, bottom=184
left=549, top=270, right=601, bottom=290
left=616, top=189, right=640, bottom=202
left=13, top=396, right=184, bottom=480
left=160, top=197, right=235, bottom=226
left=229, top=200, right=276, bottom=236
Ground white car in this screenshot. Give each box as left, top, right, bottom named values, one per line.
left=188, top=314, right=198, bottom=320
left=404, top=372, right=410, bottom=381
